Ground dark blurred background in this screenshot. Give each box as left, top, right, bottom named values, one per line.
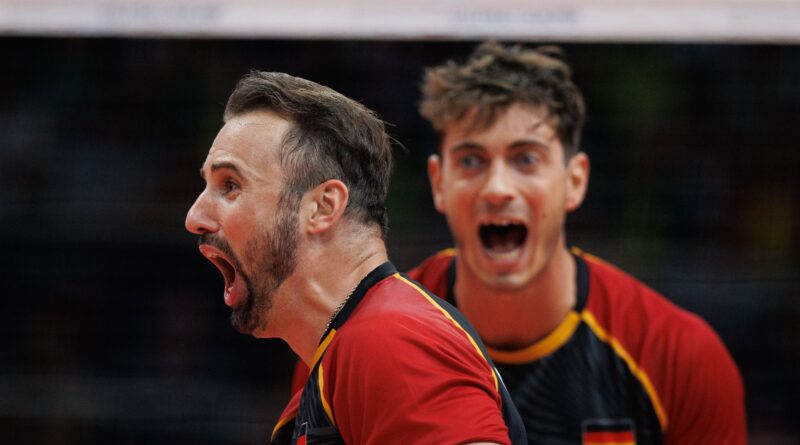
left=1, top=38, right=799, bottom=444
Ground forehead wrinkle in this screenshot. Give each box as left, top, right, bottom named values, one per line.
left=210, top=160, right=244, bottom=175
left=235, top=121, right=269, bottom=128
left=527, top=120, right=545, bottom=132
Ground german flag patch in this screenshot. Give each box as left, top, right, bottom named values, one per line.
left=582, top=418, right=636, bottom=445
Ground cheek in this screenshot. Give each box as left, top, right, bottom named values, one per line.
left=224, top=208, right=261, bottom=247
left=440, top=188, right=474, bottom=235
left=525, top=180, right=557, bottom=213
left=531, top=180, right=567, bottom=222
left=443, top=183, right=477, bottom=215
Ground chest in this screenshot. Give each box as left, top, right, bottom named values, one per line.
left=497, top=324, right=663, bottom=445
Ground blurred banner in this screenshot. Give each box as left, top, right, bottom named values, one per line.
left=1, top=0, right=800, bottom=42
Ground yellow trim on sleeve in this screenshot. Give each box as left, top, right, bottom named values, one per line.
left=436, top=247, right=457, bottom=258
left=570, top=245, right=610, bottom=267
left=270, top=414, right=295, bottom=441
left=581, top=310, right=669, bottom=432
left=394, top=273, right=499, bottom=392
left=486, top=310, right=581, bottom=364
left=318, top=363, right=336, bottom=426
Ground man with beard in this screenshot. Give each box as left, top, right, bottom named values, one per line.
left=407, top=42, right=747, bottom=444
left=185, top=71, right=525, bottom=445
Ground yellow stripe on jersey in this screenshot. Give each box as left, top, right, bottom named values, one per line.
left=581, top=310, right=669, bottom=432
left=435, top=247, right=457, bottom=258
left=318, top=363, right=336, bottom=426
left=394, top=273, right=500, bottom=392
left=311, top=328, right=337, bottom=373
left=486, top=310, right=581, bottom=364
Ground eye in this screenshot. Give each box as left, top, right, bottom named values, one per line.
left=222, top=178, right=240, bottom=196
left=512, top=151, right=540, bottom=170
left=457, top=154, right=485, bottom=170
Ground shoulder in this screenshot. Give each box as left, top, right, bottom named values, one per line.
left=406, top=248, right=455, bottom=298
left=332, top=275, right=476, bottom=361
left=317, top=274, right=510, bottom=443
left=577, top=250, right=745, bottom=440
left=579, top=250, right=707, bottom=340
left=325, top=273, right=493, bottom=381
left=582, top=251, right=724, bottom=339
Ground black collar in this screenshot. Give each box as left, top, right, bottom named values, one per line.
left=320, top=261, right=397, bottom=341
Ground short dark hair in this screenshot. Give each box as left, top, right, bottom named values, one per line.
left=225, top=71, right=393, bottom=236
left=420, top=41, right=586, bottom=155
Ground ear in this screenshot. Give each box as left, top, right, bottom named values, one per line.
left=305, top=179, right=349, bottom=235
left=565, top=152, right=590, bottom=212
left=428, top=154, right=446, bottom=214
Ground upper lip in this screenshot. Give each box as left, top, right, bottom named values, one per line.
left=199, top=243, right=230, bottom=261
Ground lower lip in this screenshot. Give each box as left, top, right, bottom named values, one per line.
left=224, top=282, right=246, bottom=308
left=224, top=287, right=234, bottom=307
left=481, top=244, right=525, bottom=270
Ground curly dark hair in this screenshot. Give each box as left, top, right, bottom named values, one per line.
left=420, top=41, right=586, bottom=155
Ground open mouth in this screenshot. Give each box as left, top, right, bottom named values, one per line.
left=198, top=244, right=247, bottom=308
left=479, top=222, right=528, bottom=255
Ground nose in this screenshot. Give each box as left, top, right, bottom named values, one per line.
left=480, top=160, right=515, bottom=207
left=185, top=191, right=219, bottom=235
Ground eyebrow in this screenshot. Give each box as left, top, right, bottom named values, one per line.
left=447, top=121, right=552, bottom=153
left=509, top=139, right=550, bottom=151
left=448, top=138, right=550, bottom=153
left=199, top=161, right=244, bottom=180
left=449, top=141, right=486, bottom=153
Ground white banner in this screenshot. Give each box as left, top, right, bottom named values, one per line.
left=1, top=0, right=799, bottom=42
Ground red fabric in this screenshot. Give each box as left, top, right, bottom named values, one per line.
left=272, top=390, right=301, bottom=442
left=409, top=249, right=747, bottom=445
left=583, top=431, right=635, bottom=443
left=581, top=256, right=747, bottom=445
left=290, top=249, right=455, bottom=396
left=407, top=249, right=454, bottom=298
left=319, top=275, right=511, bottom=445
left=289, top=358, right=308, bottom=395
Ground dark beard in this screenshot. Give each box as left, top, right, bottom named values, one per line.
left=230, top=194, right=300, bottom=334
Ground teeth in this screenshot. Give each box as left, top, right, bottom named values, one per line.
left=482, top=219, right=520, bottom=226
left=488, top=249, right=520, bottom=259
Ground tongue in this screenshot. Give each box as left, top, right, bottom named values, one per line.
left=225, top=271, right=248, bottom=308
left=487, top=231, right=520, bottom=254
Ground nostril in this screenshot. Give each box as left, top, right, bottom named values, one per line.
left=185, top=215, right=205, bottom=235
left=186, top=212, right=219, bottom=235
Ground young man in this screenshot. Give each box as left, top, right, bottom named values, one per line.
left=409, top=42, right=746, bottom=444
left=185, top=71, right=525, bottom=445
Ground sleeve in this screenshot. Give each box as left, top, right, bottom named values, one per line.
left=664, top=316, right=747, bottom=445
left=323, top=316, right=511, bottom=445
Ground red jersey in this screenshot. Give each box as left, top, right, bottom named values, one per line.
left=273, top=262, right=526, bottom=445
left=407, top=248, right=746, bottom=445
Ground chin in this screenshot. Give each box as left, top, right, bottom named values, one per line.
left=478, top=270, right=533, bottom=292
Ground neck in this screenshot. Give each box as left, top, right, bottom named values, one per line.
left=454, top=244, right=576, bottom=350
left=273, top=233, right=388, bottom=365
